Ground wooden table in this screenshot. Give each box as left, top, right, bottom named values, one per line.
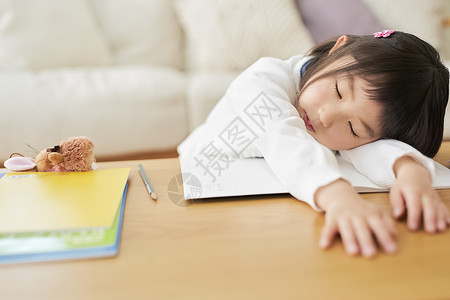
left=1, top=143, right=450, bottom=300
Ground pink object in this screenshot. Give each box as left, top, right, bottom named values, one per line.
left=4, top=157, right=36, bottom=171
left=374, top=30, right=395, bottom=38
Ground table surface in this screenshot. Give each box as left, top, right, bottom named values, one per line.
left=1, top=143, right=450, bottom=300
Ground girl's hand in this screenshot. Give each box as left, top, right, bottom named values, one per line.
left=391, top=156, right=450, bottom=233
left=316, top=179, right=397, bottom=257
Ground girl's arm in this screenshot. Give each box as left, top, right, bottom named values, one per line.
left=339, top=139, right=435, bottom=188
left=340, top=140, right=450, bottom=233
left=226, top=56, right=347, bottom=209
left=391, top=156, right=450, bottom=232
left=180, top=55, right=344, bottom=210
left=257, top=123, right=398, bottom=256
left=316, top=179, right=397, bottom=257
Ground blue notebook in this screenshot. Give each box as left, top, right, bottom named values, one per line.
left=0, top=183, right=128, bottom=264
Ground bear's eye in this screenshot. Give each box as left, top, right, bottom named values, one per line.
left=46, top=145, right=60, bottom=152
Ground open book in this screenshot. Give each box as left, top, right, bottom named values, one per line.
left=179, top=156, right=450, bottom=200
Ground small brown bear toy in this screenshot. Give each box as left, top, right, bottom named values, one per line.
left=35, top=137, right=95, bottom=172
left=4, top=137, right=96, bottom=172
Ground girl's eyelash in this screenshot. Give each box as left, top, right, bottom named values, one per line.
left=334, top=82, right=342, bottom=99
left=336, top=81, right=356, bottom=137
left=348, top=121, right=358, bottom=137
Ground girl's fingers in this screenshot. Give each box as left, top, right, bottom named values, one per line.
left=422, top=195, right=437, bottom=233
left=367, top=216, right=397, bottom=254
left=337, top=219, right=359, bottom=256
left=436, top=205, right=448, bottom=232
left=405, top=194, right=421, bottom=231
left=437, top=202, right=449, bottom=232
left=382, top=213, right=398, bottom=238
left=442, top=203, right=450, bottom=225
left=351, top=218, right=376, bottom=257
left=440, top=202, right=450, bottom=225
left=319, top=220, right=338, bottom=249
left=390, top=184, right=405, bottom=218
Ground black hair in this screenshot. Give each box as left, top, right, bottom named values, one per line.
left=300, top=32, right=449, bottom=157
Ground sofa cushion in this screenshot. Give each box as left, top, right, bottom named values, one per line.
left=0, top=66, right=187, bottom=161
left=0, top=0, right=112, bottom=70
left=296, top=0, right=384, bottom=43
left=91, top=0, right=183, bottom=69
left=186, top=71, right=240, bottom=132
left=364, top=0, right=444, bottom=51
left=174, top=0, right=314, bottom=71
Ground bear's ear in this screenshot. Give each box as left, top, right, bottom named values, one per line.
left=4, top=156, right=36, bottom=171
left=48, top=152, right=63, bottom=164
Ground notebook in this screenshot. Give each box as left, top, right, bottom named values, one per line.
left=0, top=168, right=130, bottom=234
left=0, top=168, right=129, bottom=264
left=179, top=156, right=450, bottom=200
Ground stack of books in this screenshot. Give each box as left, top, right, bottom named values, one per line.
left=0, top=168, right=130, bottom=264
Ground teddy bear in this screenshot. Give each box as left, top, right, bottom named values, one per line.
left=4, top=136, right=96, bottom=172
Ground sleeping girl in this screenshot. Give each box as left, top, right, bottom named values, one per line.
left=178, top=31, right=450, bottom=257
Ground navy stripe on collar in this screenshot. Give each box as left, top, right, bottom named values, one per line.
left=300, top=59, right=313, bottom=77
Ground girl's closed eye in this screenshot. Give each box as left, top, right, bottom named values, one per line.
left=334, top=81, right=342, bottom=99
left=349, top=121, right=358, bottom=137
left=335, top=80, right=358, bottom=137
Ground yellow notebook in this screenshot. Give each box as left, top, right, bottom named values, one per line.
left=0, top=168, right=130, bottom=234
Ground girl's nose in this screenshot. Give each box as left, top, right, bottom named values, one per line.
left=318, top=106, right=336, bottom=128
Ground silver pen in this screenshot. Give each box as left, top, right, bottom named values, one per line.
left=138, top=164, right=158, bottom=200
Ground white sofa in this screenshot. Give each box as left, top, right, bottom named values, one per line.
left=0, top=0, right=449, bottom=163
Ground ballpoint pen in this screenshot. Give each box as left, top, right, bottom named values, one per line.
left=138, top=164, right=158, bottom=200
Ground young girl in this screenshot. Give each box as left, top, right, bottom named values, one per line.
left=178, top=31, right=450, bottom=257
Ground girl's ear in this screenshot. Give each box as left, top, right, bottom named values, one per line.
left=328, top=35, right=349, bottom=55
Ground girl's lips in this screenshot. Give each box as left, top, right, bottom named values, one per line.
left=302, top=113, right=315, bottom=132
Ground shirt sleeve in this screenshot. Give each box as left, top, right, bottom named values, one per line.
left=339, top=139, right=435, bottom=188
left=180, top=56, right=344, bottom=211
left=232, top=57, right=347, bottom=210
left=254, top=117, right=343, bottom=211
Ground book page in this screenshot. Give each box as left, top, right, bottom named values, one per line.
left=180, top=157, right=286, bottom=199
left=180, top=156, right=450, bottom=200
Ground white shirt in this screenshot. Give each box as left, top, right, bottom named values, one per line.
left=178, top=55, right=435, bottom=211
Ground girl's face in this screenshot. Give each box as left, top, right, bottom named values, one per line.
left=297, top=61, right=383, bottom=150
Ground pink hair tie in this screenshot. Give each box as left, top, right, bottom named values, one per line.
left=374, top=30, right=395, bottom=38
